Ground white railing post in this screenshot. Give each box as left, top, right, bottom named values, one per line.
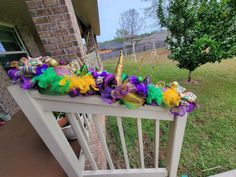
left=155, top=120, right=160, bottom=168
left=8, top=85, right=83, bottom=177
left=137, top=118, right=145, bottom=169
left=117, top=117, right=130, bottom=169
left=166, top=114, right=188, bottom=177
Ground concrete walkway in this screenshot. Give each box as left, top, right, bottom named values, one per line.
left=210, top=170, right=236, bottom=177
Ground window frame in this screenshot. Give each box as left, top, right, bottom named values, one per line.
left=0, top=21, right=29, bottom=56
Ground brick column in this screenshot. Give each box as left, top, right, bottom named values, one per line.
left=25, top=0, right=86, bottom=62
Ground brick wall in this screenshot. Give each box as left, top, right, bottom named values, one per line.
left=0, top=65, right=19, bottom=116
left=25, top=0, right=86, bottom=62
left=0, top=12, right=43, bottom=115
left=85, top=115, right=107, bottom=170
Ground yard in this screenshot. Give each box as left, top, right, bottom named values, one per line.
left=103, top=49, right=236, bottom=177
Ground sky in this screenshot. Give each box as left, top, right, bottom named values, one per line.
left=97, top=0, right=157, bottom=42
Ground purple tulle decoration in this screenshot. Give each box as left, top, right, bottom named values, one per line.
left=85, top=90, right=96, bottom=96
left=103, top=74, right=117, bottom=87
left=111, top=84, right=129, bottom=99
left=170, top=102, right=197, bottom=116
left=170, top=105, right=186, bottom=117
left=69, top=89, right=79, bottom=97
left=129, top=76, right=139, bottom=84
left=101, top=87, right=115, bottom=104
left=127, top=76, right=149, bottom=97
left=92, top=70, right=109, bottom=79
left=99, top=74, right=117, bottom=104
left=186, top=102, right=197, bottom=112
left=21, top=77, right=35, bottom=89
left=36, top=64, right=48, bottom=75
left=136, top=83, right=148, bottom=97
left=8, top=69, right=21, bottom=81
left=69, top=89, right=95, bottom=97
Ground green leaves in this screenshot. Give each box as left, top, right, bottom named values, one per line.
left=157, top=0, right=236, bottom=75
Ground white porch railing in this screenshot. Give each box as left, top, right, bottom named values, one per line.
left=8, top=85, right=188, bottom=177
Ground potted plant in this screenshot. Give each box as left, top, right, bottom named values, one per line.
left=53, top=112, right=77, bottom=140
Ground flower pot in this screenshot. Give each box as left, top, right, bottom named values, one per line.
left=57, top=116, right=76, bottom=140
left=61, top=125, right=77, bottom=140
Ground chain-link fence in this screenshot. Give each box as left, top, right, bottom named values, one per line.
left=100, top=40, right=167, bottom=60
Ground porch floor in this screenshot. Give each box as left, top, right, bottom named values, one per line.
left=0, top=110, right=80, bottom=177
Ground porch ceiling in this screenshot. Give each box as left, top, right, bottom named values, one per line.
left=0, top=0, right=43, bottom=54
left=0, top=0, right=100, bottom=35
left=72, top=0, right=100, bottom=35
left=0, top=0, right=37, bottom=33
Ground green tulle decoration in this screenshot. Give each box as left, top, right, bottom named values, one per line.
left=32, top=67, right=69, bottom=94
left=146, top=84, right=163, bottom=105
left=122, top=101, right=141, bottom=109
left=121, top=73, right=128, bottom=82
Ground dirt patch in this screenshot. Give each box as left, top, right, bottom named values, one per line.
left=157, top=49, right=170, bottom=55
left=182, top=79, right=201, bottom=85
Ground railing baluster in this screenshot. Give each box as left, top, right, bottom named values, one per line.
left=117, top=117, right=130, bottom=169
left=137, top=118, right=145, bottom=169
left=78, top=150, right=86, bottom=173
left=74, top=113, right=90, bottom=142
left=155, top=120, right=160, bottom=168
left=94, top=116, right=115, bottom=170
left=67, top=113, right=98, bottom=170
left=83, top=113, right=92, bottom=132
left=87, top=113, right=93, bottom=123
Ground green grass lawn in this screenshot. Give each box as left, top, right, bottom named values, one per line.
left=103, top=49, right=236, bottom=176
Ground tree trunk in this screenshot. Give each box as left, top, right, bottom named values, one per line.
left=188, top=70, right=192, bottom=82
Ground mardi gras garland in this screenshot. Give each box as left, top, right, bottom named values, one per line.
left=7, top=52, right=197, bottom=116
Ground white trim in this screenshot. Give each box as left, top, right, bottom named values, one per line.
left=0, top=21, right=14, bottom=28
left=0, top=51, right=27, bottom=55
left=0, top=22, right=29, bottom=56
left=83, top=168, right=168, bottom=177
left=29, top=91, right=174, bottom=121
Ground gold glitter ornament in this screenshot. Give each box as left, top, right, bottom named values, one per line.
left=115, top=50, right=124, bottom=85
left=46, top=57, right=59, bottom=67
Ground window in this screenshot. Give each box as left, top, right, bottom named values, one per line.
left=0, top=23, right=28, bottom=72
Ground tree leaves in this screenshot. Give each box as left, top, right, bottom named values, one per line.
left=157, top=0, right=236, bottom=74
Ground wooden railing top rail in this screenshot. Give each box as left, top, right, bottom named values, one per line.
left=29, top=90, right=174, bottom=121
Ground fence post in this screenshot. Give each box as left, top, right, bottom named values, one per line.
left=166, top=114, right=188, bottom=177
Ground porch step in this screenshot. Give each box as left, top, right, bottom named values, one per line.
left=209, top=170, right=236, bottom=177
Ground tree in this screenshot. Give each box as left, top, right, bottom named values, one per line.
left=116, top=9, right=144, bottom=42
left=142, top=0, right=169, bottom=28
left=157, top=0, right=236, bottom=82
